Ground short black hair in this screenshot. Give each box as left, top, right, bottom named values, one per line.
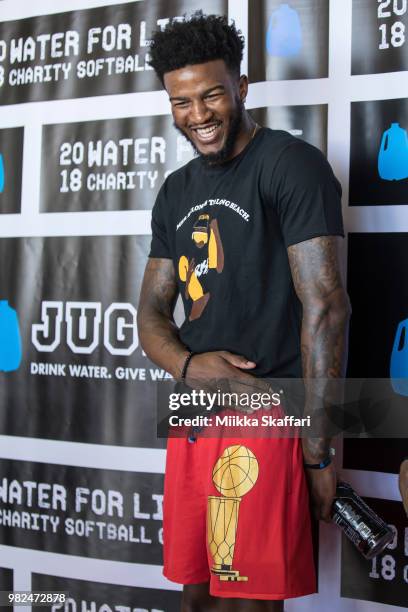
left=149, top=12, right=244, bottom=84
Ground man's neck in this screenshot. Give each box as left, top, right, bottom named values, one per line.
left=228, top=113, right=257, bottom=161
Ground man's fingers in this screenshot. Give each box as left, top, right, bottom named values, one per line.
left=221, top=351, right=256, bottom=369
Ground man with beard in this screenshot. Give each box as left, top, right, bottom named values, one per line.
left=137, top=13, right=351, bottom=612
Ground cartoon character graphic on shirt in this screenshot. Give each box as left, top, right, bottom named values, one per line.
left=178, top=213, right=224, bottom=321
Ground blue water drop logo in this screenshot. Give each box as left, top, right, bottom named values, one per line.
left=266, top=3, right=302, bottom=57
left=0, top=300, right=22, bottom=372
left=378, top=123, right=408, bottom=181
left=0, top=154, right=4, bottom=193
left=390, top=318, right=408, bottom=397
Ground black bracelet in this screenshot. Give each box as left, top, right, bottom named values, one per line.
left=304, top=456, right=332, bottom=470
left=181, top=351, right=195, bottom=380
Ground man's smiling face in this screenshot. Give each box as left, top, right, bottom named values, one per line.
left=164, top=59, right=248, bottom=165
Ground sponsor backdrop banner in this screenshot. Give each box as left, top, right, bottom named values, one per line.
left=352, top=0, right=408, bottom=75
left=41, top=117, right=193, bottom=212
left=350, top=99, right=408, bottom=205
left=341, top=498, right=408, bottom=608
left=0, top=127, right=24, bottom=214
left=347, top=233, right=408, bottom=379
left=0, top=567, right=13, bottom=592
left=0, top=235, right=166, bottom=448
left=0, top=1, right=407, bottom=611
left=32, top=574, right=182, bottom=612
left=345, top=234, right=408, bottom=444
left=343, top=438, right=408, bottom=473
left=248, top=0, right=329, bottom=82
left=250, top=104, right=328, bottom=154
left=0, top=0, right=227, bottom=104
left=0, top=459, right=164, bottom=562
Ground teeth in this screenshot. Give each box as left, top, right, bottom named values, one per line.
left=196, top=124, right=219, bottom=137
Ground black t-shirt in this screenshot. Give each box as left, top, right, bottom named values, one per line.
left=149, top=128, right=344, bottom=377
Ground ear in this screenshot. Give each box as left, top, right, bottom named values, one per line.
left=239, top=75, right=249, bottom=103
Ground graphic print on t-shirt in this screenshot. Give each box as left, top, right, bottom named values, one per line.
left=178, top=213, right=224, bottom=321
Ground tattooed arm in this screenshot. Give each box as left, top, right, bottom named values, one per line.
left=288, top=236, right=351, bottom=520
left=137, top=258, right=189, bottom=378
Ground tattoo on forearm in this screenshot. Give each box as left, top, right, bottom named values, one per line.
left=288, top=236, right=349, bottom=378
left=138, top=258, right=186, bottom=375
left=139, top=258, right=178, bottom=317
left=288, top=236, right=351, bottom=459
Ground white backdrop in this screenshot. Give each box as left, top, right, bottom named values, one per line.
left=0, top=1, right=407, bottom=611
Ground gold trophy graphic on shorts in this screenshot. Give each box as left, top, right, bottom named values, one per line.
left=208, top=445, right=259, bottom=582
left=178, top=214, right=224, bottom=321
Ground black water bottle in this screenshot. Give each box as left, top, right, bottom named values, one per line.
left=331, top=482, right=394, bottom=559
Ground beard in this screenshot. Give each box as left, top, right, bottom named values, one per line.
left=174, top=99, right=244, bottom=166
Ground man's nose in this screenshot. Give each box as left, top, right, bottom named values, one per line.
left=189, top=99, right=212, bottom=126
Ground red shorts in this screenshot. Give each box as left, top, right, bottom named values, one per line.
left=163, top=432, right=316, bottom=600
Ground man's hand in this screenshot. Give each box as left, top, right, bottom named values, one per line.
left=186, top=351, right=273, bottom=413
left=304, top=463, right=337, bottom=522
left=187, top=350, right=256, bottom=380
left=399, top=459, right=408, bottom=516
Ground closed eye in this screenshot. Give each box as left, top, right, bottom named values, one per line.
left=173, top=100, right=190, bottom=108
left=204, top=93, right=222, bottom=100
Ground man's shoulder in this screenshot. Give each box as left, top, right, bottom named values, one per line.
left=258, top=127, right=319, bottom=159
left=259, top=128, right=332, bottom=176
left=259, top=126, right=299, bottom=147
